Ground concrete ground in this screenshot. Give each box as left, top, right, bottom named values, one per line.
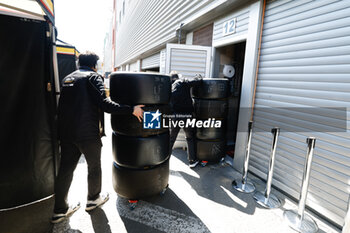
left=51, top=116, right=340, bottom=233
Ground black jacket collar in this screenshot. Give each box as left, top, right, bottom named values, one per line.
left=79, top=66, right=95, bottom=72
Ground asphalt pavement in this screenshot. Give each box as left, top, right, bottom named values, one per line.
left=51, top=115, right=340, bottom=233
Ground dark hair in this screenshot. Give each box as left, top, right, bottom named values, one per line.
left=171, top=74, right=179, bottom=83
left=78, top=52, right=99, bottom=68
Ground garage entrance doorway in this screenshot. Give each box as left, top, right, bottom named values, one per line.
left=213, top=41, right=246, bottom=147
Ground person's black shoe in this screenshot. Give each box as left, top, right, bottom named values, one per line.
left=189, top=160, right=199, bottom=168
left=51, top=202, right=81, bottom=224
left=85, top=193, right=109, bottom=212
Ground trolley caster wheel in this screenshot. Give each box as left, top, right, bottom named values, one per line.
left=219, top=157, right=226, bottom=166
left=200, top=161, right=208, bottom=167
left=160, top=184, right=169, bottom=196
left=128, top=200, right=138, bottom=210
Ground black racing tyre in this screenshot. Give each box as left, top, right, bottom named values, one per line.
left=112, top=132, right=170, bottom=168
left=111, top=104, right=170, bottom=137
left=112, top=159, right=169, bottom=199
left=0, top=195, right=54, bottom=233
left=192, top=78, right=229, bottom=99
left=109, top=72, right=171, bottom=105
left=196, top=120, right=227, bottom=140
left=196, top=140, right=226, bottom=162
left=193, top=98, right=228, bottom=119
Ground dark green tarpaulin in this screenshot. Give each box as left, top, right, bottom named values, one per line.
left=0, top=14, right=57, bottom=232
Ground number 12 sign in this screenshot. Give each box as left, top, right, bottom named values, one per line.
left=222, top=18, right=237, bottom=36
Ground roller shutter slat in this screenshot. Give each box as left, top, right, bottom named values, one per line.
left=141, top=53, right=160, bottom=69
left=264, top=1, right=350, bottom=30
left=251, top=2, right=350, bottom=225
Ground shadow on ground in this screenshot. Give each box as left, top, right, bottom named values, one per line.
left=88, top=208, right=112, bottom=233
left=116, top=188, right=211, bottom=233
left=171, top=148, right=259, bottom=215
left=51, top=219, right=82, bottom=233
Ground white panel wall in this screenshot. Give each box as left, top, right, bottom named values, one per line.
left=213, top=6, right=250, bottom=47
left=114, top=0, right=227, bottom=67
left=129, top=60, right=139, bottom=72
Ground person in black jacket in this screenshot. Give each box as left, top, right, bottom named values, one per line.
left=169, top=73, right=202, bottom=168
left=52, top=52, right=144, bottom=223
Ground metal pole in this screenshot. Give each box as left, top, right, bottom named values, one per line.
left=343, top=201, right=350, bottom=233
left=284, top=137, right=318, bottom=233
left=232, top=121, right=255, bottom=193
left=265, top=127, right=279, bottom=199
left=254, top=127, right=281, bottom=208
left=243, top=121, right=253, bottom=184
left=178, top=23, right=184, bottom=44
left=298, top=138, right=316, bottom=219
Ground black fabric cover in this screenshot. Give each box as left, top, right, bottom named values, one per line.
left=0, top=15, right=57, bottom=209
left=57, top=51, right=77, bottom=84
left=0, top=195, right=55, bottom=233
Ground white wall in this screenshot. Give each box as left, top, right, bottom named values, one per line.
left=114, top=0, right=231, bottom=67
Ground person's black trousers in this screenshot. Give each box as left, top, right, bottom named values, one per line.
left=169, top=121, right=196, bottom=162
left=54, top=139, right=102, bottom=214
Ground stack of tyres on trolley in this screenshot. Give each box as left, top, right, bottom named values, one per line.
left=192, top=78, right=229, bottom=166
left=109, top=72, right=171, bottom=209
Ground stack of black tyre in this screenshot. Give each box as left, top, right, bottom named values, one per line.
left=109, top=72, right=171, bottom=205
left=192, top=78, right=229, bottom=164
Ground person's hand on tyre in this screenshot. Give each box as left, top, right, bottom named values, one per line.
left=133, top=105, right=144, bottom=122
left=194, top=74, right=203, bottom=80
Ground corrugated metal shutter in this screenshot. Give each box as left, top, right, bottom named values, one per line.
left=141, top=53, right=160, bottom=70
left=160, top=49, right=166, bottom=74
left=129, top=61, right=138, bottom=72
left=115, top=0, right=223, bottom=67
left=250, top=0, right=350, bottom=227
left=212, top=6, right=250, bottom=47
left=166, top=44, right=211, bottom=79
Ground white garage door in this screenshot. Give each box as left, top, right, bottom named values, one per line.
left=141, top=53, right=160, bottom=70
left=250, top=0, right=350, bottom=227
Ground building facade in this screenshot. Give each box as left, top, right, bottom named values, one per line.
left=108, top=0, right=350, bottom=230
left=103, top=19, right=114, bottom=75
